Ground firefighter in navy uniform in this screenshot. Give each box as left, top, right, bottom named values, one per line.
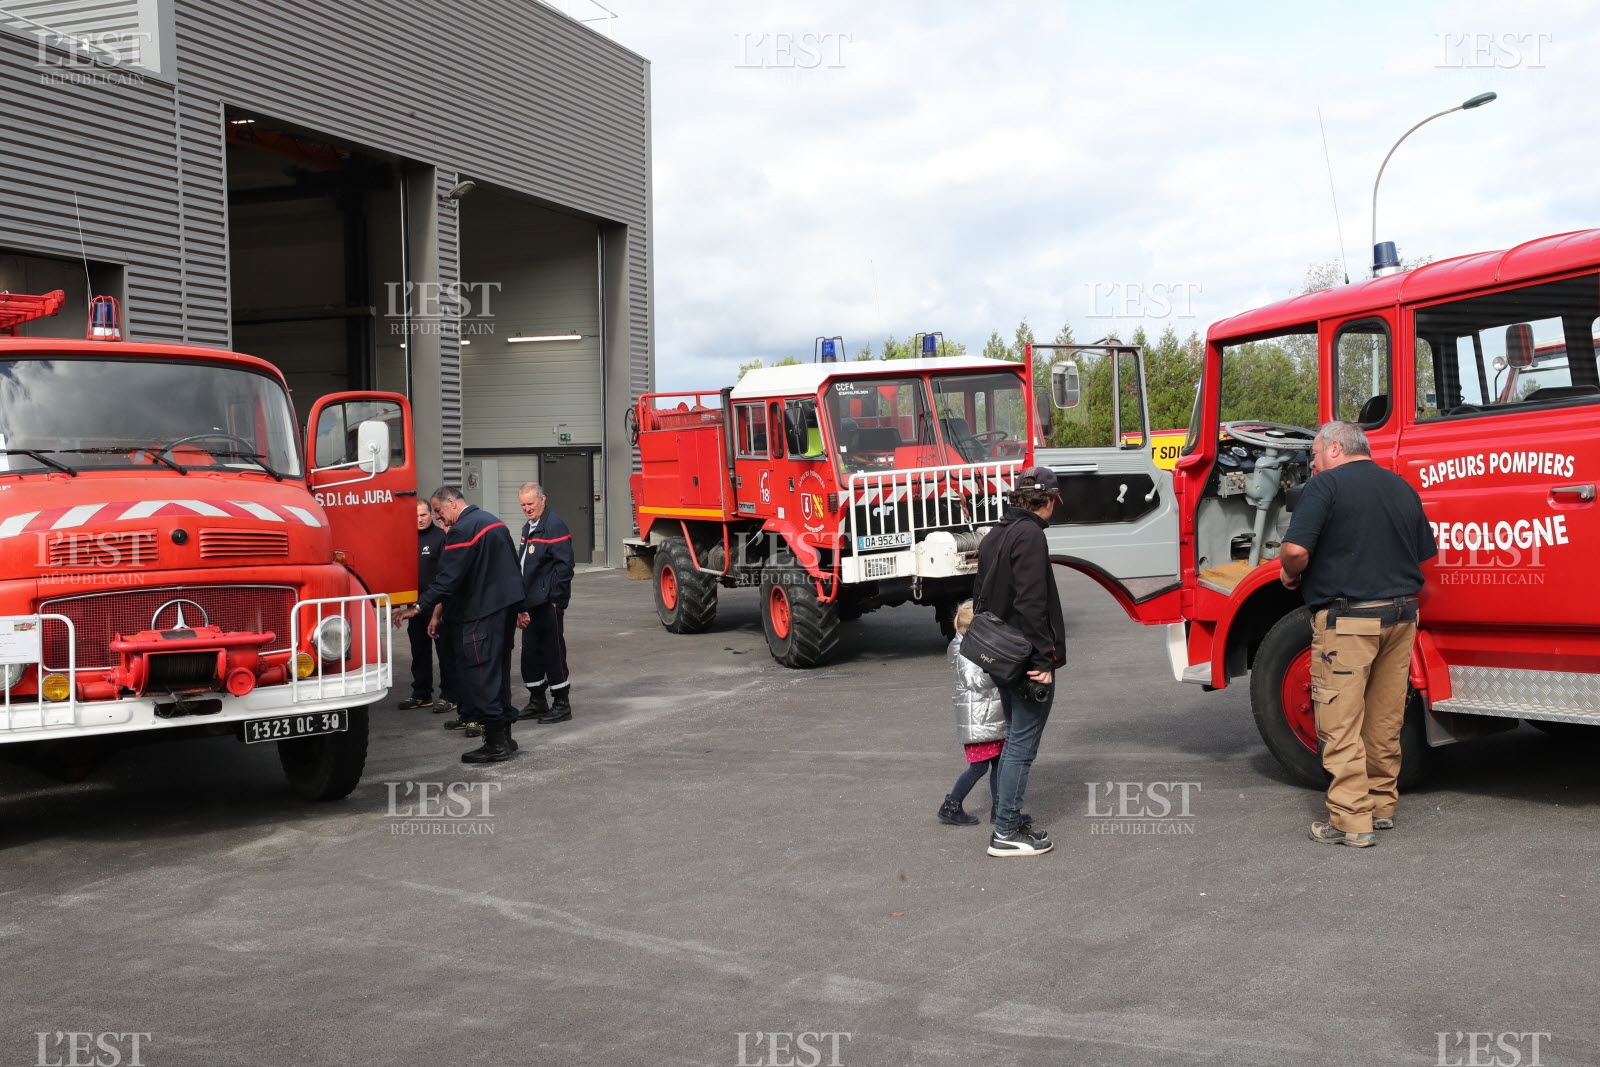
left=398, top=501, right=458, bottom=714
left=516, top=482, right=577, bottom=724
left=404, top=487, right=525, bottom=763
left=1280, top=421, right=1437, bottom=847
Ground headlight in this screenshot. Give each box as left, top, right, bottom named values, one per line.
left=0, top=663, right=24, bottom=690
left=312, top=617, right=352, bottom=661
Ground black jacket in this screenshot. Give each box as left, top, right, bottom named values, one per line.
left=975, top=507, right=1066, bottom=672
left=520, top=510, right=576, bottom=610
left=416, top=505, right=522, bottom=622
left=418, top=524, right=446, bottom=591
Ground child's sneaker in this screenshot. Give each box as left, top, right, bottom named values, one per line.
left=987, top=827, right=1053, bottom=857
left=937, top=795, right=979, bottom=825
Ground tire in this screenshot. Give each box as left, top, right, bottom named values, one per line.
left=277, top=707, right=368, bottom=801
left=653, top=536, right=717, bottom=633
left=1248, top=607, right=1427, bottom=791
left=760, top=567, right=842, bottom=668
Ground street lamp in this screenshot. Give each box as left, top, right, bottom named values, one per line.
left=1370, top=91, right=1497, bottom=277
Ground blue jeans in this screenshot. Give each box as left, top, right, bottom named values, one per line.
left=993, top=680, right=1056, bottom=834
left=950, top=756, right=999, bottom=808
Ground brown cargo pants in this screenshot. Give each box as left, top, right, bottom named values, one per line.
left=1310, top=607, right=1418, bottom=834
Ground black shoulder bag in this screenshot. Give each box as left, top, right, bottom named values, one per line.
left=959, top=522, right=1033, bottom=687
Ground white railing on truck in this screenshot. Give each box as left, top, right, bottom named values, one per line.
left=290, top=594, right=392, bottom=704
left=843, top=461, right=1019, bottom=553
left=1, top=614, right=76, bottom=732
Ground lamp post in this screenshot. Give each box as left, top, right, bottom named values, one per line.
left=1370, top=92, right=1497, bottom=277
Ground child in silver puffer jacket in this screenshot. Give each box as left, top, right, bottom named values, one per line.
left=938, top=600, right=1007, bottom=825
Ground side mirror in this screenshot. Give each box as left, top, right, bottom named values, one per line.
left=1035, top=392, right=1054, bottom=440
left=357, top=418, right=391, bottom=474
left=1050, top=361, right=1081, bottom=409
left=1504, top=323, right=1535, bottom=370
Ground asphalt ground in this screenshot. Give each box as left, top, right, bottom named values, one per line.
left=2, top=568, right=1598, bottom=1067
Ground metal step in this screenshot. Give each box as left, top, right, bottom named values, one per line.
left=1432, top=665, right=1600, bottom=726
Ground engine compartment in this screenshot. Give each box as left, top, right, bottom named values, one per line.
left=1191, top=423, right=1313, bottom=588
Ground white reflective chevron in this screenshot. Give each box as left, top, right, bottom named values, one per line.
left=174, top=499, right=230, bottom=517
left=51, top=504, right=105, bottom=529
left=230, top=500, right=284, bottom=522
left=0, top=511, right=39, bottom=538
left=282, top=506, right=322, bottom=527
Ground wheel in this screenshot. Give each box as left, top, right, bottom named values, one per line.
left=653, top=536, right=717, bottom=633
left=760, top=568, right=842, bottom=668
left=1248, top=607, right=1427, bottom=790
left=278, top=707, right=368, bottom=801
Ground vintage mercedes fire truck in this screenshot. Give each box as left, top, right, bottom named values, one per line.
left=0, top=291, right=416, bottom=799
left=1036, top=228, right=1600, bottom=785
left=626, top=350, right=1041, bottom=666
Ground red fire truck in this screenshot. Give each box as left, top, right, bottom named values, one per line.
left=1036, top=228, right=1600, bottom=785
left=0, top=292, right=416, bottom=799
left=626, top=352, right=1041, bottom=666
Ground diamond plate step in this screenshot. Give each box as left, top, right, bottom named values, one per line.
left=1432, top=665, right=1600, bottom=726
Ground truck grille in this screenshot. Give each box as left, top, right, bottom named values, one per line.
left=45, top=530, right=159, bottom=568
left=199, top=529, right=290, bottom=559
left=40, top=585, right=297, bottom=670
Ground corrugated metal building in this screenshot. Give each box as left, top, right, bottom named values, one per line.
left=0, top=0, right=651, bottom=564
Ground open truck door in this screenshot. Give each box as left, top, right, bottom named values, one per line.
left=305, top=392, right=419, bottom=602
left=1030, top=342, right=1182, bottom=624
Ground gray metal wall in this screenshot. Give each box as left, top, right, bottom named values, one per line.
left=0, top=0, right=651, bottom=561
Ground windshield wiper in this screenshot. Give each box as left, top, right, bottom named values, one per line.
left=0, top=448, right=77, bottom=476
left=59, top=447, right=188, bottom=475
left=198, top=449, right=286, bottom=482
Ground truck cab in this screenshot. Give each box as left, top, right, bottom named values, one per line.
left=1038, top=230, right=1600, bottom=786
left=0, top=303, right=416, bottom=800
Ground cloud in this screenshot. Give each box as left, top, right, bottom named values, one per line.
left=610, top=1, right=1599, bottom=389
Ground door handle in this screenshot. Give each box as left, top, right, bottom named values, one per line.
left=1551, top=483, right=1596, bottom=502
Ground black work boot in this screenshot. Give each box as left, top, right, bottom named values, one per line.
left=538, top=686, right=572, bottom=724
left=462, top=721, right=514, bottom=764
left=937, top=795, right=979, bottom=825
left=519, top=685, right=549, bottom=721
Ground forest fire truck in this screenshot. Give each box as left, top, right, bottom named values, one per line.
left=1036, top=228, right=1600, bottom=786
left=626, top=351, right=1042, bottom=666
left=0, top=292, right=416, bottom=799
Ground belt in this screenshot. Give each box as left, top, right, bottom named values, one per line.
left=1325, top=595, right=1418, bottom=628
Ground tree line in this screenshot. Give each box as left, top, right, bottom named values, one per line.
left=735, top=260, right=1416, bottom=447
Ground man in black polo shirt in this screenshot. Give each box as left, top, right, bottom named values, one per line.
left=1280, top=421, right=1437, bottom=847
left=398, top=501, right=457, bottom=713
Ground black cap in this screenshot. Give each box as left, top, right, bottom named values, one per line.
left=1018, top=466, right=1061, bottom=494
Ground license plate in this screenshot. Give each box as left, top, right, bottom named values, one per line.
left=857, top=532, right=911, bottom=550
left=240, top=711, right=348, bottom=744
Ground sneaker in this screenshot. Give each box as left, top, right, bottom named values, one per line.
left=1310, top=820, right=1375, bottom=847
left=1373, top=816, right=1395, bottom=830
left=987, top=827, right=1053, bottom=857
left=990, top=809, right=1035, bottom=833
left=461, top=721, right=482, bottom=738
left=398, top=697, right=433, bottom=710
left=433, top=700, right=456, bottom=715
left=937, top=795, right=980, bottom=826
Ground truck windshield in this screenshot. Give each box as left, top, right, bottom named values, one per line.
left=0, top=357, right=301, bottom=476
left=930, top=372, right=1029, bottom=463
left=823, top=377, right=938, bottom=475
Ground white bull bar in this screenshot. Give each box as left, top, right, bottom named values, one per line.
left=0, top=593, right=391, bottom=741
left=839, top=461, right=1018, bottom=583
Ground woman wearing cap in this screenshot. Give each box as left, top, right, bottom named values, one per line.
left=973, top=466, right=1067, bottom=857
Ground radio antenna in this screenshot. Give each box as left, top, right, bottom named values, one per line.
left=72, top=191, right=94, bottom=307
left=1316, top=108, right=1350, bottom=285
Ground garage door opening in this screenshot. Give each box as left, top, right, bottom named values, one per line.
left=225, top=113, right=406, bottom=424
left=459, top=186, right=605, bottom=562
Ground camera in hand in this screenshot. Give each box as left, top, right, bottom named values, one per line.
left=1019, top=677, right=1052, bottom=703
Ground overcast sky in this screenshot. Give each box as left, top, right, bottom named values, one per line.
left=601, top=1, right=1597, bottom=391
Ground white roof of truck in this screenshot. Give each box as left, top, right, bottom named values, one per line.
left=729, top=355, right=1021, bottom=400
